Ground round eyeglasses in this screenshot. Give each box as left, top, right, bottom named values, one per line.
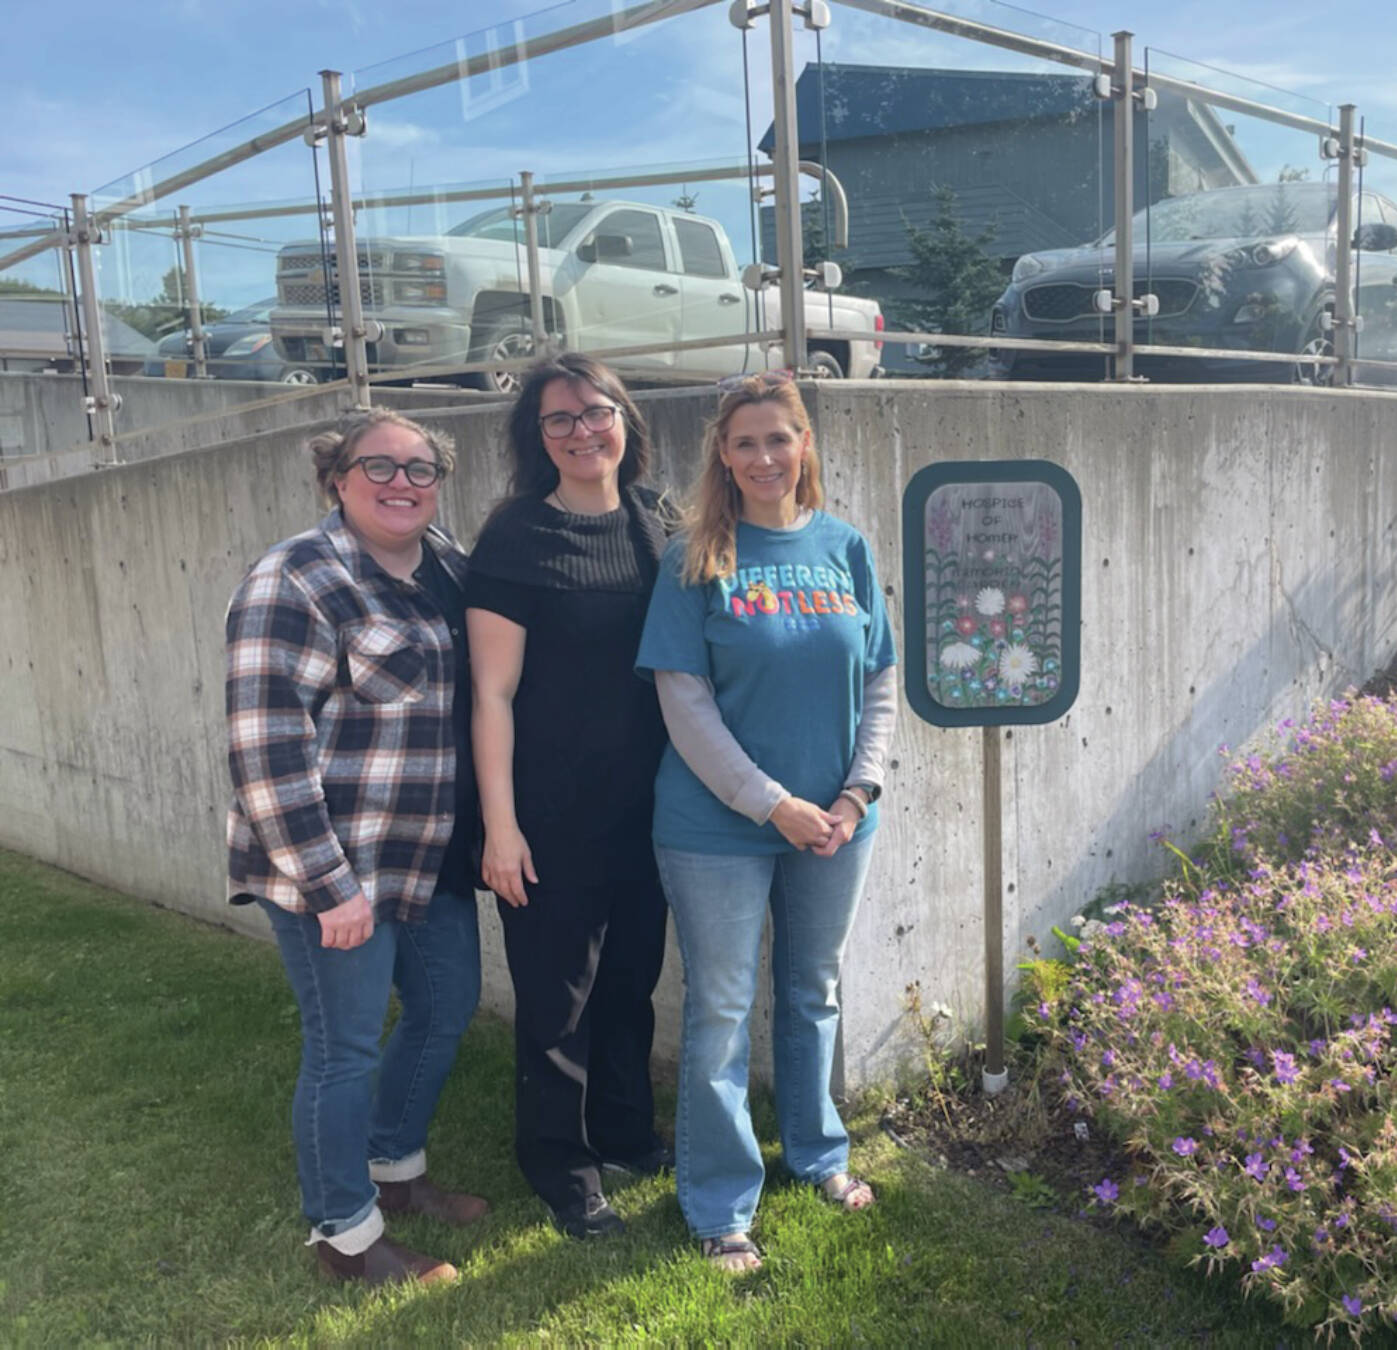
left=346, top=455, right=444, bottom=487
left=539, top=404, right=620, bottom=439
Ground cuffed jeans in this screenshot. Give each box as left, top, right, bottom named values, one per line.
left=655, top=833, right=875, bottom=1240
left=259, top=890, right=481, bottom=1249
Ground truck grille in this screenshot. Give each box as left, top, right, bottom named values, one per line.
left=1023, top=279, right=1197, bottom=322
left=277, top=248, right=391, bottom=308
left=279, top=276, right=384, bottom=308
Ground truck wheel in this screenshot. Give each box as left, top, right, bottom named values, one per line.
left=279, top=366, right=319, bottom=386
left=807, top=349, right=844, bottom=379
left=470, top=319, right=534, bottom=396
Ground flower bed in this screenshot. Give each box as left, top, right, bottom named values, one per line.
left=1044, top=694, right=1397, bottom=1336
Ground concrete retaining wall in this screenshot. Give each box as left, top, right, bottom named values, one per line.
left=0, top=372, right=490, bottom=490
left=1, top=380, right=1394, bottom=1088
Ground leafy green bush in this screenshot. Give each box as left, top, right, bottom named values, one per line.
left=1041, top=693, right=1397, bottom=1336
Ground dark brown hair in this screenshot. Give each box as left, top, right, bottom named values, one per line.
left=504, top=352, right=651, bottom=499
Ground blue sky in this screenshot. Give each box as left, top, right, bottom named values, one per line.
left=3, top=0, right=1394, bottom=306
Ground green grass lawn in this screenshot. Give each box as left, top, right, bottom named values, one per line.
left=0, top=849, right=1290, bottom=1347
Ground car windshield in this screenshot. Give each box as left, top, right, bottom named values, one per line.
left=1100, top=185, right=1337, bottom=245
left=446, top=203, right=594, bottom=248
left=226, top=300, right=276, bottom=323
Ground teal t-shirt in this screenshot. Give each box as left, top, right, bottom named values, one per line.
left=636, top=510, right=896, bottom=855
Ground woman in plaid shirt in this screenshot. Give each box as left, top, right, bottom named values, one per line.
left=226, top=409, right=486, bottom=1287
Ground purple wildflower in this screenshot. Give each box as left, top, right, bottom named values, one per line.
left=1250, top=1245, right=1288, bottom=1273
left=1273, top=1050, right=1299, bottom=1085
left=1203, top=1226, right=1229, bottom=1248
left=1172, top=1137, right=1198, bottom=1157
left=1285, top=1167, right=1306, bottom=1192
left=1092, top=1178, right=1119, bottom=1204
left=1343, top=1294, right=1363, bottom=1317
left=1243, top=1154, right=1269, bottom=1182
left=1158, top=1071, right=1173, bottom=1089
left=1256, top=1215, right=1277, bottom=1232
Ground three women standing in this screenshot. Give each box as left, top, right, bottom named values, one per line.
left=230, top=364, right=889, bottom=1279
left=465, top=354, right=672, bottom=1239
left=637, top=375, right=896, bottom=1271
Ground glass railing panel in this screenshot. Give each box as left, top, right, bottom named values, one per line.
left=349, top=0, right=778, bottom=388
left=0, top=210, right=75, bottom=383
left=1138, top=51, right=1336, bottom=385
left=0, top=210, right=79, bottom=462
left=1352, top=124, right=1397, bottom=390
left=83, top=91, right=329, bottom=451
left=820, top=0, right=1105, bottom=379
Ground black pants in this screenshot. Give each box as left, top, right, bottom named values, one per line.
left=496, top=866, right=668, bottom=1211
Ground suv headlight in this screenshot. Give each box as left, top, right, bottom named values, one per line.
left=1222, top=236, right=1299, bottom=269
left=222, top=333, right=273, bottom=357
left=394, top=252, right=445, bottom=272
left=1011, top=254, right=1048, bottom=283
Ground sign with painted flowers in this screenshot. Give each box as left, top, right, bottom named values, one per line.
left=900, top=460, right=1081, bottom=727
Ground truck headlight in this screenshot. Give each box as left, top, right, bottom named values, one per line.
left=395, top=281, right=448, bottom=304
left=394, top=252, right=445, bottom=272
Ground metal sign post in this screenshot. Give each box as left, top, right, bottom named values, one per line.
left=901, top=460, right=1082, bottom=1094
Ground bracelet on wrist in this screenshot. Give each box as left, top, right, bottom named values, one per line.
left=837, top=788, right=869, bottom=820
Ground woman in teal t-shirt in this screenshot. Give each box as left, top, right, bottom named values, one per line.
left=636, top=375, right=896, bottom=1272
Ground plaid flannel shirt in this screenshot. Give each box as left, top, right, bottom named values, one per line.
left=226, top=509, right=469, bottom=923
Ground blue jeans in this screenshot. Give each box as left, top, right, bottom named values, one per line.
left=655, top=833, right=875, bottom=1239
left=259, top=891, right=481, bottom=1239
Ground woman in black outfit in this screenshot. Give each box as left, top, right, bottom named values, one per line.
left=465, top=354, right=670, bottom=1238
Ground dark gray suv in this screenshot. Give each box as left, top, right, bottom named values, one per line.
left=988, top=182, right=1397, bottom=383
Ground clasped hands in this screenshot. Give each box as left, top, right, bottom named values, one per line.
left=769, top=793, right=861, bottom=857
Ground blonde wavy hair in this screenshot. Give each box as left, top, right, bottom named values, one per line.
left=681, top=377, right=824, bottom=585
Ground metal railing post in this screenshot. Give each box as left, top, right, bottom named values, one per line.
left=517, top=171, right=549, bottom=349
left=1111, top=31, right=1136, bottom=382
left=768, top=0, right=808, bottom=372
left=177, top=204, right=208, bottom=378
left=68, top=194, right=121, bottom=465
left=1332, top=104, right=1358, bottom=388
left=320, top=69, right=373, bottom=408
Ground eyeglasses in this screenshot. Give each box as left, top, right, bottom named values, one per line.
left=346, top=455, right=444, bottom=487
left=539, top=404, right=620, bottom=439
left=717, top=368, right=795, bottom=393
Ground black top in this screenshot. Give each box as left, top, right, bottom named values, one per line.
left=414, top=537, right=478, bottom=896
left=463, top=489, right=668, bottom=885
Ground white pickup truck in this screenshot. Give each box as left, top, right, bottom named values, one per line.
left=269, top=199, right=883, bottom=390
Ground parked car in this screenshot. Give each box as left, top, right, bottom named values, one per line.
left=987, top=182, right=1397, bottom=383
left=143, top=300, right=319, bottom=384
left=268, top=200, right=883, bottom=391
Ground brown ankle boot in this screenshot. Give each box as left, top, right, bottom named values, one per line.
left=378, top=1176, right=490, bottom=1227
left=315, top=1235, right=458, bottom=1286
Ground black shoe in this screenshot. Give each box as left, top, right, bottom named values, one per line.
left=600, top=1143, right=675, bottom=1177
left=552, top=1193, right=625, bottom=1240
